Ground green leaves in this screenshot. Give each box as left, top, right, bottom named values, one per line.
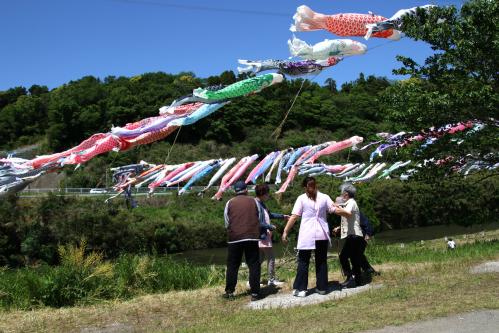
left=382, top=0, right=498, bottom=164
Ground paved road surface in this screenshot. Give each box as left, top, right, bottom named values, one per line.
left=360, top=310, right=499, bottom=333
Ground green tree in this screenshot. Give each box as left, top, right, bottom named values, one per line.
left=381, top=0, right=498, bottom=166
left=0, top=86, right=26, bottom=110
left=382, top=0, right=498, bottom=126
left=324, top=78, right=337, bottom=93
left=28, top=85, right=49, bottom=96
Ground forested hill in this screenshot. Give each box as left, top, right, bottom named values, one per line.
left=0, top=71, right=396, bottom=155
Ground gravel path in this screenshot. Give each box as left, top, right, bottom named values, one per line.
left=247, top=283, right=383, bottom=310
left=470, top=261, right=499, bottom=274
left=360, top=310, right=499, bottom=333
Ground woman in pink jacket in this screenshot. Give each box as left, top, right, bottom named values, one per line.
left=282, top=177, right=335, bottom=297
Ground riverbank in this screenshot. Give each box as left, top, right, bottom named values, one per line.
left=2, top=173, right=497, bottom=268
left=0, top=226, right=498, bottom=332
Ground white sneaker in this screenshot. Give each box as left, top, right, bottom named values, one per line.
left=268, top=279, right=284, bottom=286
left=292, top=290, right=306, bottom=297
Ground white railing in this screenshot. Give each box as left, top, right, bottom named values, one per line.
left=18, top=186, right=214, bottom=197
left=17, top=184, right=269, bottom=198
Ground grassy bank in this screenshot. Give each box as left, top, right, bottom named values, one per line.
left=1, top=227, right=498, bottom=311
left=0, top=240, right=498, bottom=332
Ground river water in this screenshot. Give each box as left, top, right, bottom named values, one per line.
left=173, top=222, right=499, bottom=265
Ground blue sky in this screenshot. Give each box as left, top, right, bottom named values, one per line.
left=0, top=0, right=465, bottom=90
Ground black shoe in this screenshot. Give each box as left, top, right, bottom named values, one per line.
left=340, top=275, right=352, bottom=285
left=222, top=292, right=235, bottom=300
left=315, top=288, right=327, bottom=295
left=365, top=267, right=380, bottom=276
left=341, top=276, right=357, bottom=289
left=251, top=293, right=261, bottom=302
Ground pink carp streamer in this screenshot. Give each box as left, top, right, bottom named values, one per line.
left=307, top=136, right=364, bottom=164
left=148, top=162, right=195, bottom=191
left=213, top=155, right=258, bottom=200
left=211, top=157, right=248, bottom=200
left=167, top=161, right=214, bottom=188
left=29, top=133, right=110, bottom=169
left=28, top=103, right=202, bottom=169
left=275, top=165, right=300, bottom=194
left=64, top=134, right=127, bottom=165
left=245, top=151, right=278, bottom=184
left=291, top=5, right=401, bottom=40
left=276, top=137, right=363, bottom=194
left=122, top=126, right=179, bottom=149
left=327, top=164, right=350, bottom=173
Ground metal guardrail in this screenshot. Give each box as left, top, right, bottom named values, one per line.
left=21, top=186, right=207, bottom=194
left=18, top=186, right=212, bottom=197
left=18, top=184, right=272, bottom=198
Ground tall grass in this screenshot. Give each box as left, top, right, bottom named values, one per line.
left=0, top=241, right=224, bottom=310
left=112, top=254, right=224, bottom=298
left=1, top=238, right=497, bottom=311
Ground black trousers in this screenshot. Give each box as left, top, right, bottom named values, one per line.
left=339, top=235, right=364, bottom=283
left=225, top=241, right=261, bottom=295
left=292, top=240, right=329, bottom=292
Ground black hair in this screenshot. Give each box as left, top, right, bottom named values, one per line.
left=255, top=183, right=270, bottom=197
left=302, top=176, right=316, bottom=188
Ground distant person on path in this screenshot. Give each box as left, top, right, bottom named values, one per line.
left=447, top=238, right=456, bottom=250
left=223, top=181, right=265, bottom=301
left=282, top=177, right=335, bottom=297
left=332, top=184, right=364, bottom=288
left=255, top=183, right=289, bottom=286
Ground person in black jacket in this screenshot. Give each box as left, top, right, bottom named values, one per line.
left=359, top=212, right=379, bottom=276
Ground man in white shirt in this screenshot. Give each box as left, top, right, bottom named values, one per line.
left=333, top=184, right=364, bottom=288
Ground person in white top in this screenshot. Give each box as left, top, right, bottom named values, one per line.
left=332, top=184, right=364, bottom=288
left=447, top=238, right=456, bottom=250
left=282, top=177, right=336, bottom=297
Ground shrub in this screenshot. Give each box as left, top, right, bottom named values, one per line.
left=0, top=174, right=497, bottom=266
